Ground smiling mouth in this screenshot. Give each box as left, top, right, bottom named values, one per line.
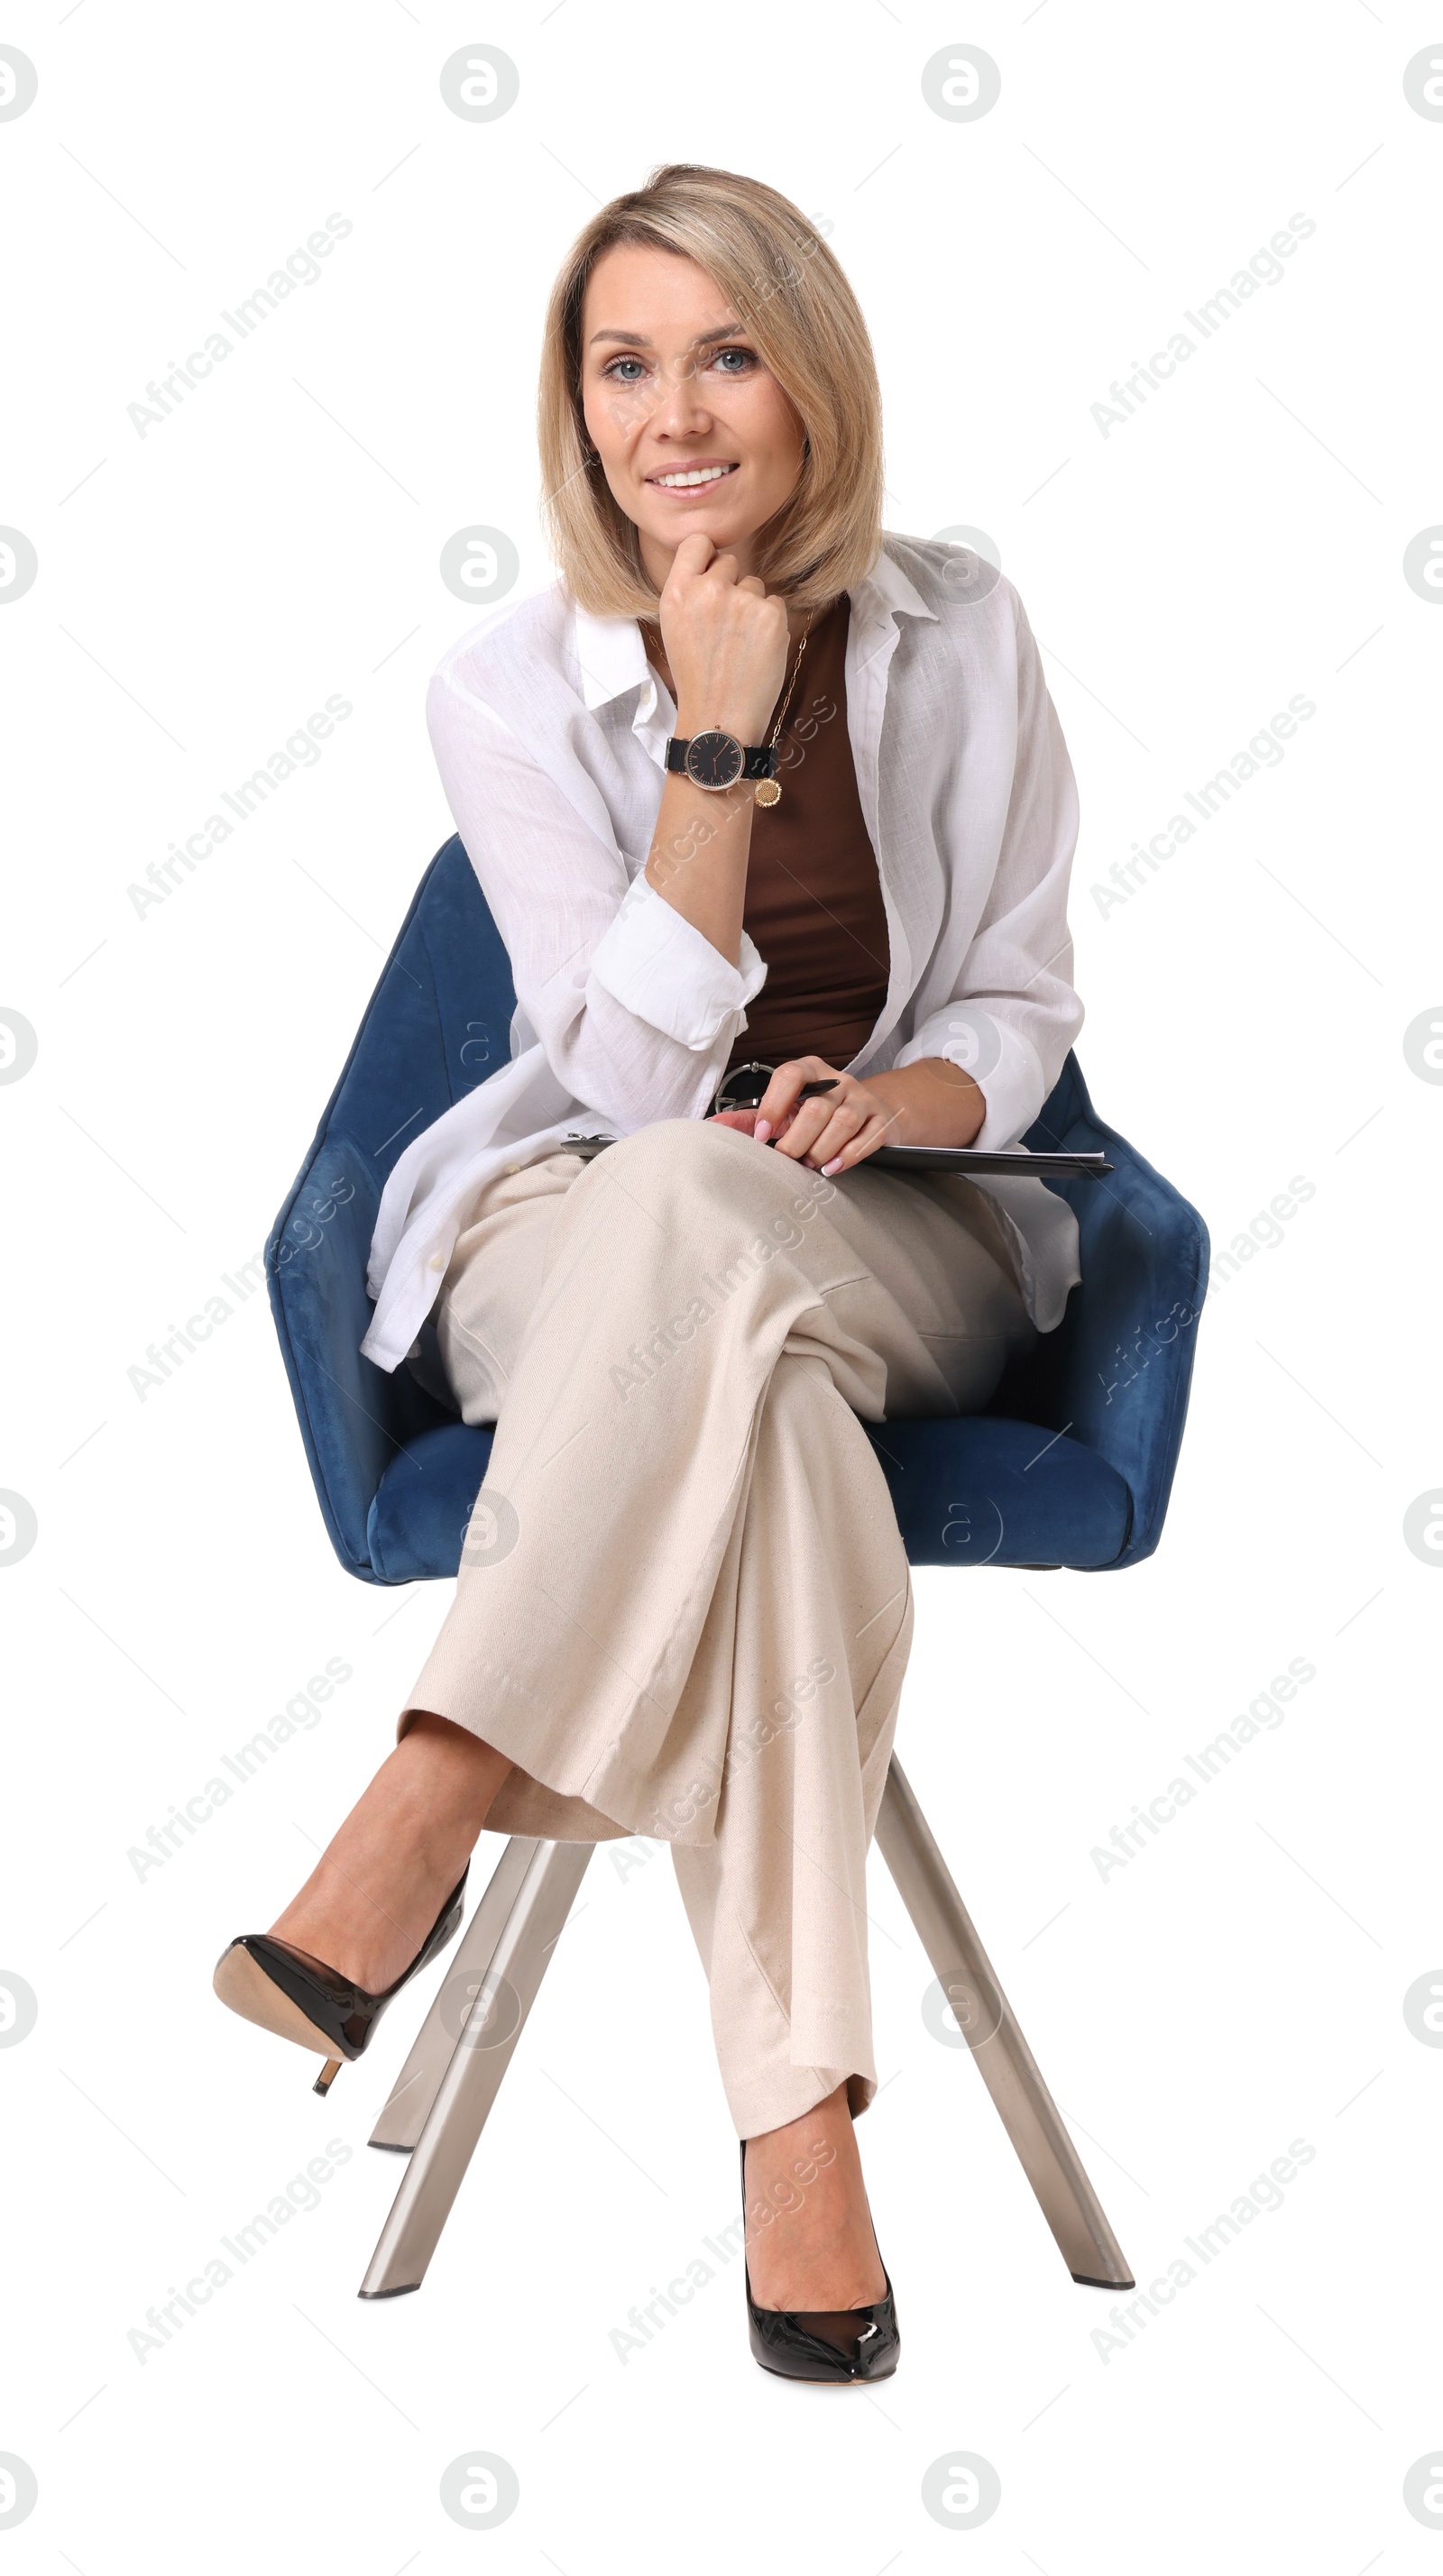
left=648, top=462, right=740, bottom=490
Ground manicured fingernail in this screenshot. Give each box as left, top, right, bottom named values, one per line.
left=754, top=1120, right=771, bottom=1143
left=822, top=1156, right=843, bottom=1176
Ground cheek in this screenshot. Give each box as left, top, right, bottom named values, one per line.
left=582, top=383, right=612, bottom=448
left=583, top=379, right=639, bottom=454
left=743, top=384, right=805, bottom=482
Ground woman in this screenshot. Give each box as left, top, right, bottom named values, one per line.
left=215, top=163, right=1084, bottom=2383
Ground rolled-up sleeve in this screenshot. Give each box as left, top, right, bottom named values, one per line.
left=896, top=1004, right=1051, bottom=1150
left=893, top=593, right=1083, bottom=1147
left=590, top=872, right=767, bottom=1048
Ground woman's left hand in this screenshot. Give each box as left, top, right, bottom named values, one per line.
left=748, top=1053, right=988, bottom=1172
left=749, top=1057, right=904, bottom=1175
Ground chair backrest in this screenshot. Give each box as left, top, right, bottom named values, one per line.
left=326, top=835, right=517, bottom=1172
left=268, top=839, right=1209, bottom=1578
left=264, top=842, right=506, bottom=1573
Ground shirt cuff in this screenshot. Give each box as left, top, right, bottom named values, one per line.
left=895, top=1005, right=1046, bottom=1150
left=589, top=870, right=767, bottom=1050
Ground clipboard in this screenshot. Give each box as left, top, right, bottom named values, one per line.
left=559, top=1134, right=1113, bottom=1179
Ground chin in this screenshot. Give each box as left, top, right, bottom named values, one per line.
left=641, top=509, right=752, bottom=550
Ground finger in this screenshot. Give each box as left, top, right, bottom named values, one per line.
left=757, top=1079, right=839, bottom=1148
left=817, top=1112, right=889, bottom=1176
left=736, top=573, right=766, bottom=596
left=755, top=1057, right=837, bottom=1137
left=711, top=1107, right=757, bottom=1133
left=707, top=550, right=740, bottom=585
left=772, top=1097, right=849, bottom=1163
left=668, top=533, right=716, bottom=582
left=794, top=1105, right=886, bottom=1177
left=794, top=1100, right=869, bottom=1170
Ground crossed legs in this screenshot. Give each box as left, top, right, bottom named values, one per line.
left=268, top=1120, right=1031, bottom=2309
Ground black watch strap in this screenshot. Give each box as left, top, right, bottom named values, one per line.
left=665, top=736, right=778, bottom=781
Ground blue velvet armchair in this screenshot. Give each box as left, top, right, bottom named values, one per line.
left=264, top=832, right=1210, bottom=2304
left=265, top=836, right=1209, bottom=1590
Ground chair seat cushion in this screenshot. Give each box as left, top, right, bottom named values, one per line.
left=867, top=1416, right=1132, bottom=1569
left=365, top=1414, right=1133, bottom=1585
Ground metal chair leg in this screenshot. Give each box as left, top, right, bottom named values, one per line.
left=358, top=1837, right=593, bottom=2298
left=876, top=1756, right=1135, bottom=2289
left=369, top=1836, right=543, bottom=2152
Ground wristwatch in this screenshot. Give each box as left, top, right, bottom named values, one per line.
left=665, top=730, right=778, bottom=791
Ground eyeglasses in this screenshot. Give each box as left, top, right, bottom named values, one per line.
left=709, top=1059, right=777, bottom=1116
left=710, top=1061, right=843, bottom=1119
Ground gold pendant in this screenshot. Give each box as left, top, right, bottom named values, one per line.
left=753, top=778, right=781, bottom=808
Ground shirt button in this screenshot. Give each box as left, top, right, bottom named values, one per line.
left=428, top=1251, right=446, bottom=1271
left=503, top=1161, right=520, bottom=1176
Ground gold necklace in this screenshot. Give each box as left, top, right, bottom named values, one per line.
left=752, top=610, right=813, bottom=808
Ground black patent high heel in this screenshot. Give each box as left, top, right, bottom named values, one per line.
left=213, top=1870, right=468, bottom=2096
left=740, top=2141, right=901, bottom=2383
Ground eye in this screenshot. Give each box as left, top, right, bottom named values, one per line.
left=602, top=354, right=648, bottom=383
left=711, top=345, right=758, bottom=373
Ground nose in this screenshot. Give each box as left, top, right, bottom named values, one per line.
left=648, top=351, right=715, bottom=442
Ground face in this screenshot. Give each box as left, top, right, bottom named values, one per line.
left=580, top=242, right=807, bottom=592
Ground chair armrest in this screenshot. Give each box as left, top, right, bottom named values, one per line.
left=995, top=1056, right=1210, bottom=1568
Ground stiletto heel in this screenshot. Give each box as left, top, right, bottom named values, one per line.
left=213, top=1871, right=468, bottom=2083
left=740, top=2142, right=901, bottom=2383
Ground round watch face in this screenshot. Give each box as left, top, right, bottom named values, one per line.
left=685, top=729, right=745, bottom=790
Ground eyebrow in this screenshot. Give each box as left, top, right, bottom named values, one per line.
left=586, top=323, right=746, bottom=350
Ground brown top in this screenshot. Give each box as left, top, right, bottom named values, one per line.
left=644, top=592, right=891, bottom=1077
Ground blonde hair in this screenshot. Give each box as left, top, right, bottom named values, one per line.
left=538, top=165, right=884, bottom=617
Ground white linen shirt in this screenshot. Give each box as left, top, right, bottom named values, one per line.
left=362, top=535, right=1084, bottom=1372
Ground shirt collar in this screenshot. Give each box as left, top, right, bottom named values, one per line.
left=573, top=604, right=651, bottom=712
left=850, top=542, right=938, bottom=630
left=570, top=536, right=934, bottom=712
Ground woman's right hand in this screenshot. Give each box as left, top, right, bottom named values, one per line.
left=657, top=533, right=791, bottom=744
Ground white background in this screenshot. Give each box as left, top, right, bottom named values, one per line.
left=3, top=2, right=1441, bottom=2567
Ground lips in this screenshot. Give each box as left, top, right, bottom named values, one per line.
left=646, top=461, right=740, bottom=490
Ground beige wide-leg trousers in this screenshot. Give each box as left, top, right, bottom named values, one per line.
left=403, top=1119, right=1035, bottom=2139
